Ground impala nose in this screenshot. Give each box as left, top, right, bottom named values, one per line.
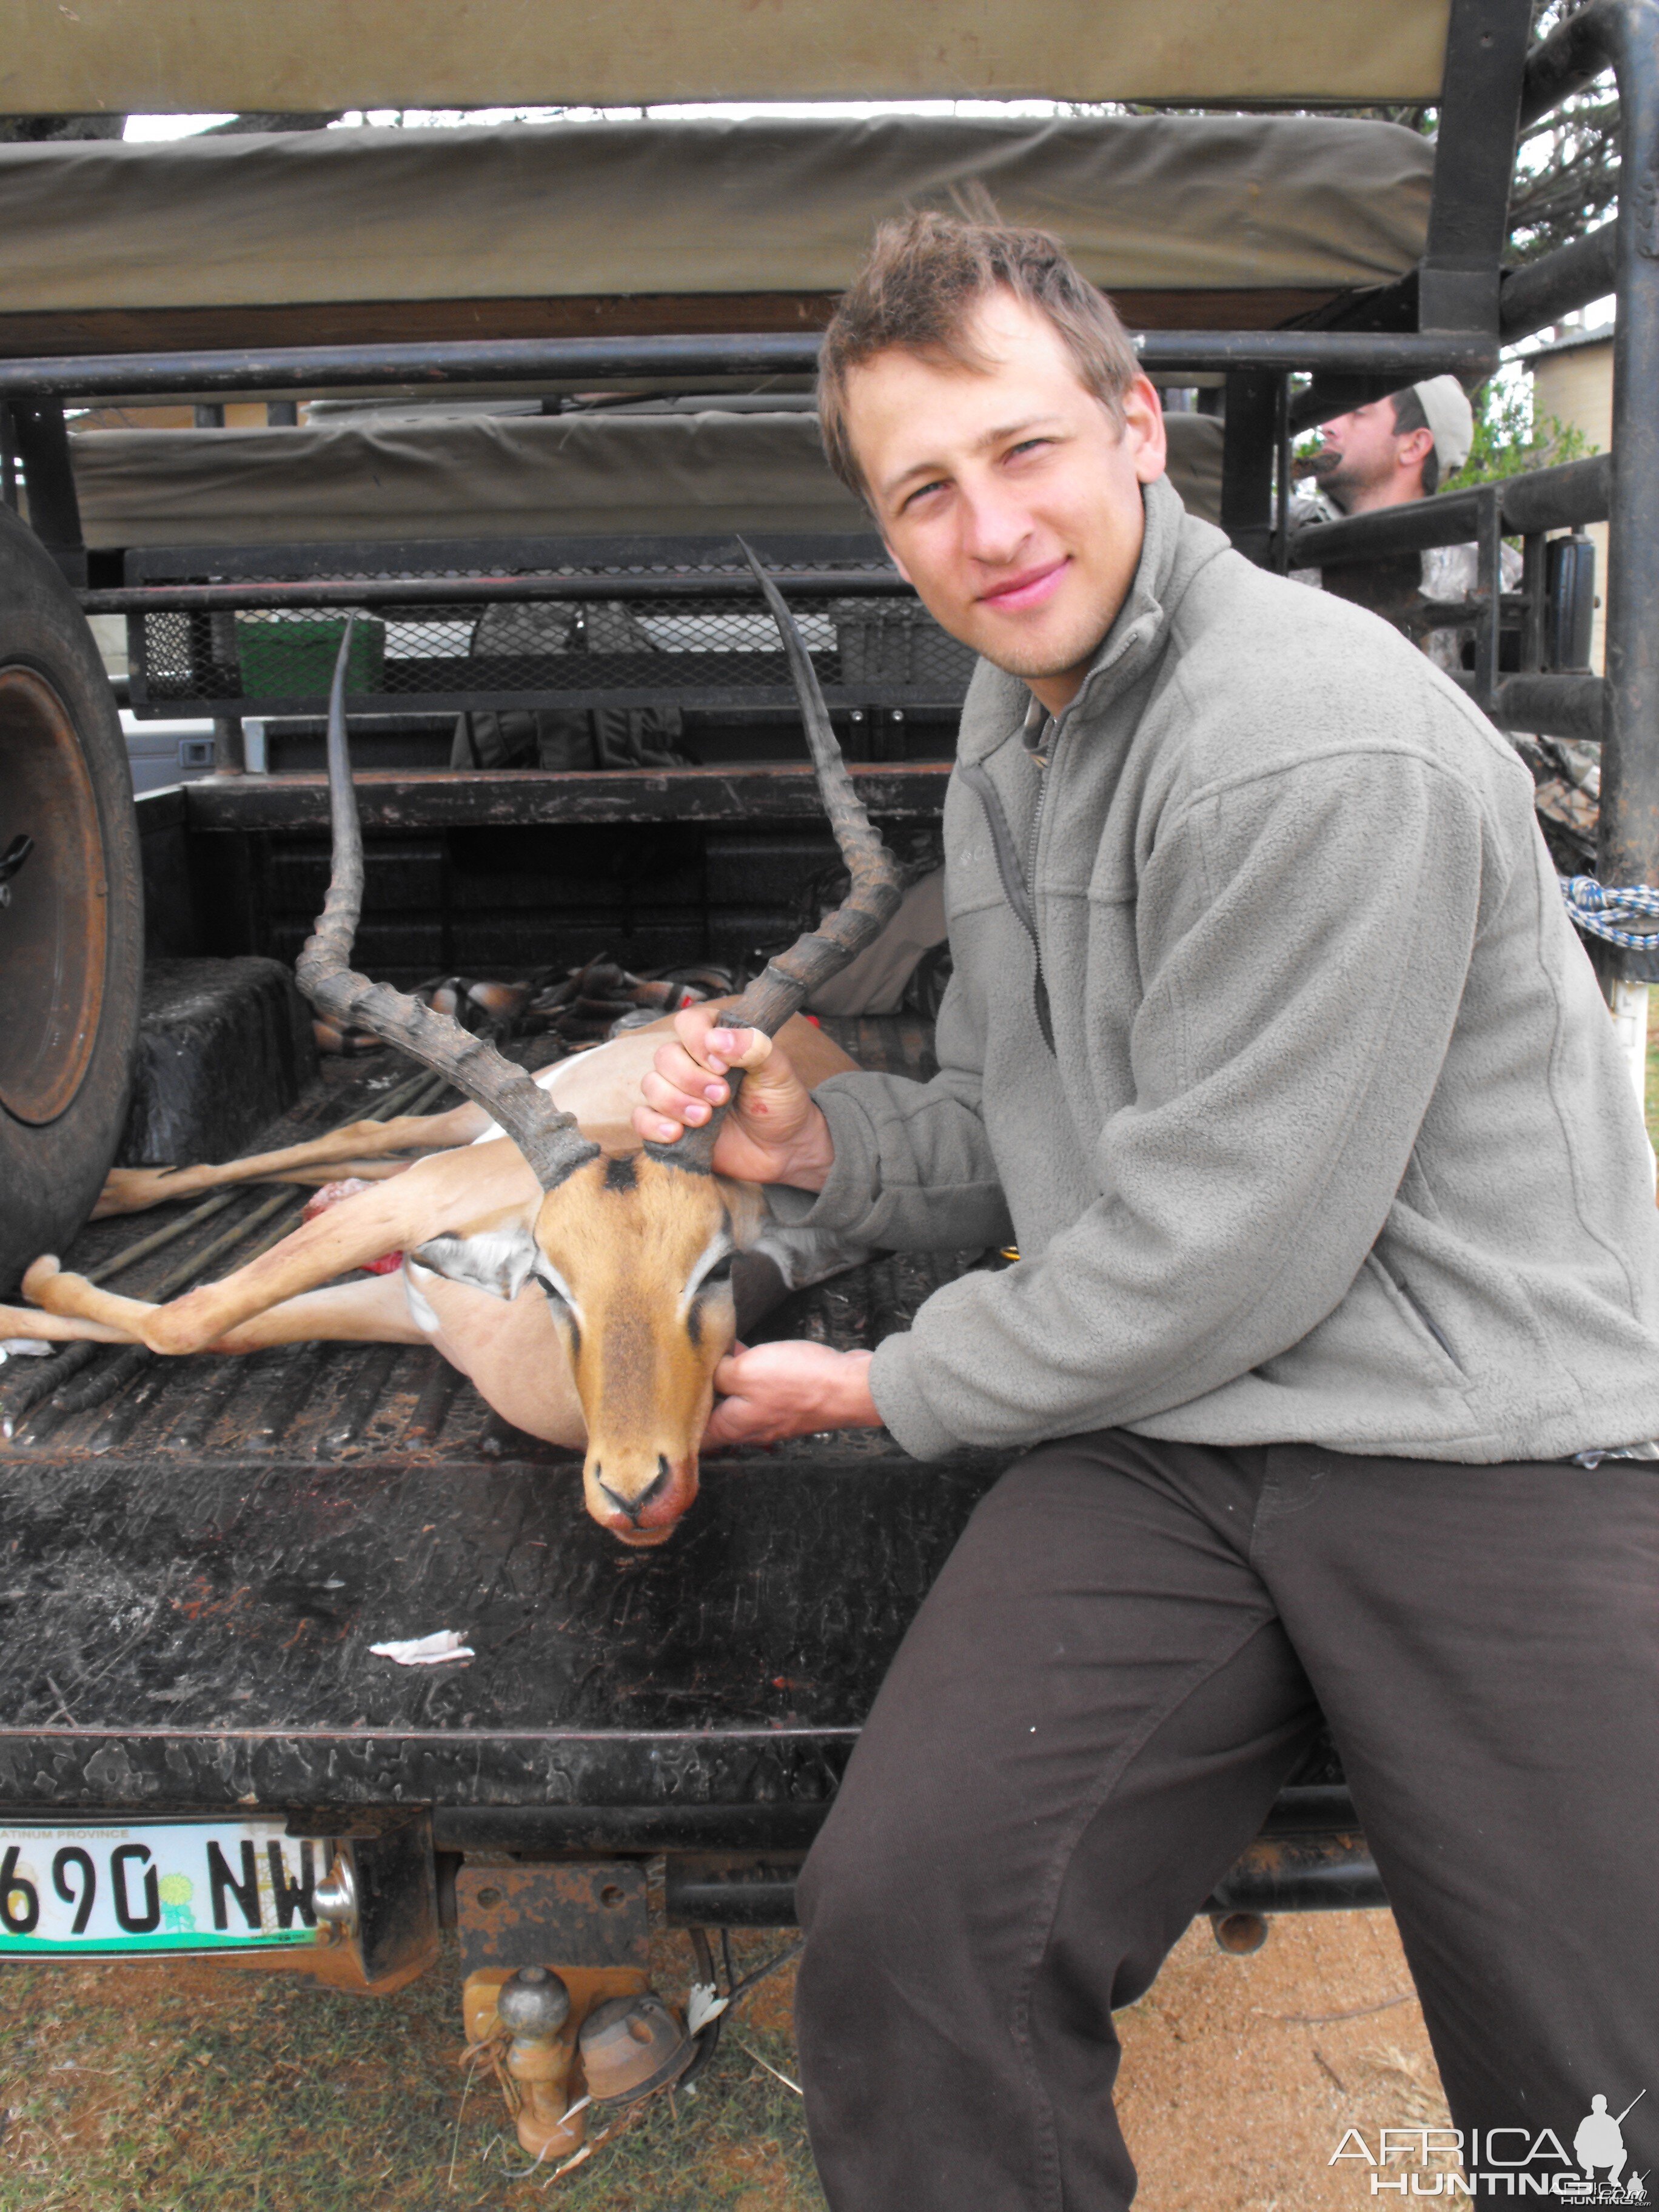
left=595, top=1455, right=673, bottom=1522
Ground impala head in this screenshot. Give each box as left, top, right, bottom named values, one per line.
left=297, top=555, right=902, bottom=1544
left=533, top=1154, right=759, bottom=1542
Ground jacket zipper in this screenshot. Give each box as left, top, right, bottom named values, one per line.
left=973, top=601, right=1150, bottom=1054
left=957, top=746, right=1054, bottom=1051
left=1025, top=707, right=1068, bottom=1019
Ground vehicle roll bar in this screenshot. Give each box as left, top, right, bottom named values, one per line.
left=0, top=328, right=1498, bottom=403
left=1513, top=0, right=1659, bottom=946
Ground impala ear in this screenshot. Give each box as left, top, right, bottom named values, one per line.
left=410, top=1218, right=540, bottom=1304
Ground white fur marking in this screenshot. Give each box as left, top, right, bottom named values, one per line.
left=681, top=1230, right=736, bottom=1316
left=533, top=1257, right=583, bottom=1324
left=403, top=1259, right=443, bottom=1335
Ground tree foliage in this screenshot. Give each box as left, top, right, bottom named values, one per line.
left=1440, top=384, right=1594, bottom=493
left=1508, top=0, right=1620, bottom=264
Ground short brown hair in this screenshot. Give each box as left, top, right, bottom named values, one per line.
left=817, top=209, right=1141, bottom=501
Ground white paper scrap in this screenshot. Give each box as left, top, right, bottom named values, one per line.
left=369, top=1630, right=475, bottom=1666
left=686, top=1983, right=728, bottom=2035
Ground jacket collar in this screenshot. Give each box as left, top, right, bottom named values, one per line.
left=958, top=473, right=1228, bottom=765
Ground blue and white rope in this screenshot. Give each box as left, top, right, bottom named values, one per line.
left=1560, top=876, right=1659, bottom=953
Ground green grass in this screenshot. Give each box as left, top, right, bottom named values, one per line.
left=1646, top=1020, right=1659, bottom=1155
left=0, top=1932, right=826, bottom=2211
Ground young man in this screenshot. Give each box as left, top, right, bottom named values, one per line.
left=635, top=215, right=1659, bottom=2210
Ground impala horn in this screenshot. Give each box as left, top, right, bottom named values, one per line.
left=646, top=540, right=904, bottom=1171
left=294, top=617, right=600, bottom=1190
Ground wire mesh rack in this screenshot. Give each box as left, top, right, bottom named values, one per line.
left=133, top=594, right=977, bottom=716
left=122, top=536, right=979, bottom=719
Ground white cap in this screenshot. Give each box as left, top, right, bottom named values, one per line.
left=1411, top=375, right=1474, bottom=474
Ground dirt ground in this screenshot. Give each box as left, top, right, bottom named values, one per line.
left=0, top=1906, right=1441, bottom=2210
left=1118, top=1909, right=1447, bottom=2212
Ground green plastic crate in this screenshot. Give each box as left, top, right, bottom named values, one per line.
left=235, top=614, right=386, bottom=700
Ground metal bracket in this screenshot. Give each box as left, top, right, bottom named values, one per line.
left=456, top=1861, right=649, bottom=1976
left=1471, top=483, right=1505, bottom=715
left=283, top=1805, right=438, bottom=1991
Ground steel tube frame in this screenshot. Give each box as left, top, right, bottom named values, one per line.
left=7, top=397, right=85, bottom=584
left=0, top=329, right=1500, bottom=403
left=78, top=568, right=913, bottom=616
left=1580, top=0, right=1659, bottom=927
left=1520, top=0, right=1619, bottom=127
left=1500, top=220, right=1618, bottom=340
left=1286, top=452, right=1610, bottom=566
left=1517, top=0, right=1659, bottom=946
left=1486, top=675, right=1609, bottom=745
left=1418, top=0, right=1533, bottom=333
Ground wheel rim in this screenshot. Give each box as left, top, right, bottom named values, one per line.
left=0, top=665, right=109, bottom=1124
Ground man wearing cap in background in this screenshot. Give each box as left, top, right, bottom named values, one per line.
left=1292, top=374, right=1521, bottom=673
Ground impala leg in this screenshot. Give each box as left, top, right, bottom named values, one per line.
left=24, top=1174, right=438, bottom=1354
left=92, top=1102, right=494, bottom=1217
left=3, top=1277, right=423, bottom=1356
left=0, top=1305, right=133, bottom=1344
left=212, top=1275, right=428, bottom=1351
left=19, top=1263, right=169, bottom=1342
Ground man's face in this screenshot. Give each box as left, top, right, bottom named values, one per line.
left=1309, top=398, right=1429, bottom=503
left=840, top=292, right=1167, bottom=706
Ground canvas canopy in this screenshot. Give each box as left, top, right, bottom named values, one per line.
left=0, top=115, right=1432, bottom=327
left=0, top=0, right=1452, bottom=112
left=66, top=408, right=1225, bottom=549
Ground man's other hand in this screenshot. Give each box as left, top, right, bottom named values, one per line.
left=632, top=1007, right=836, bottom=1188
left=705, top=1342, right=880, bottom=1448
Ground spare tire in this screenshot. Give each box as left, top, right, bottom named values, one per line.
left=0, top=505, right=142, bottom=1292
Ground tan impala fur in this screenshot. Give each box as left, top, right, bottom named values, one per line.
left=8, top=1012, right=858, bottom=1547
left=14, top=555, right=902, bottom=1547
left=91, top=1008, right=856, bottom=1213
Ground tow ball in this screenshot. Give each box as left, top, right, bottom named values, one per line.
left=454, top=1860, right=706, bottom=2161
left=464, top=1965, right=698, bottom=2163
left=495, top=1968, right=583, bottom=2163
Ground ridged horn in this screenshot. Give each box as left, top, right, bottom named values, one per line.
left=649, top=541, right=904, bottom=1170
left=294, top=617, right=600, bottom=1191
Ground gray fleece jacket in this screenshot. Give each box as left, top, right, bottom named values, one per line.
left=799, top=472, right=1659, bottom=1464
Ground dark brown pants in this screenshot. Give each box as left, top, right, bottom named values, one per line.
left=794, top=1432, right=1659, bottom=2209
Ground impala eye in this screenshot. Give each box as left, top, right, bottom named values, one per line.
left=533, top=1259, right=578, bottom=1312
left=692, top=1252, right=735, bottom=1299
left=534, top=1265, right=581, bottom=1355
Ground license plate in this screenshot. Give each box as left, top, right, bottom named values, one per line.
left=0, top=1818, right=330, bottom=1957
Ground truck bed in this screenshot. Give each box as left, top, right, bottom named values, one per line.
left=0, top=1016, right=1010, bottom=1845
left=0, top=1011, right=1358, bottom=1919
